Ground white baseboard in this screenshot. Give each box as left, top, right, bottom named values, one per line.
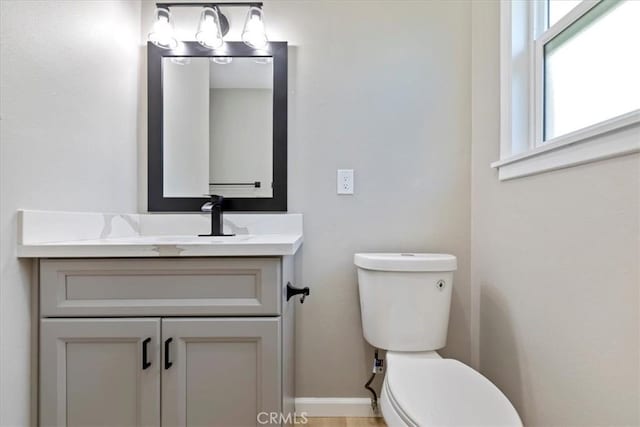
left=295, top=398, right=379, bottom=417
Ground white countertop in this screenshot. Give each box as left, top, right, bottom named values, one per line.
left=17, top=210, right=303, bottom=258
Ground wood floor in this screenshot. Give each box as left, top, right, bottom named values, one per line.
left=305, top=418, right=386, bottom=427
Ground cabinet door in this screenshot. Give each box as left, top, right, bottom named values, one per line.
left=162, top=318, right=281, bottom=427
left=40, top=319, right=161, bottom=427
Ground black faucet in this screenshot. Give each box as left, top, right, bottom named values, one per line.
left=199, top=195, right=235, bottom=237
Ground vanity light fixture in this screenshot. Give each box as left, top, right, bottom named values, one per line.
left=148, top=7, right=178, bottom=49
left=242, top=6, right=268, bottom=49
left=149, top=2, right=269, bottom=50
left=196, top=6, right=224, bottom=49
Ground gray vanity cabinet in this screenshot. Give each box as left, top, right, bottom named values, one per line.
left=38, top=257, right=295, bottom=427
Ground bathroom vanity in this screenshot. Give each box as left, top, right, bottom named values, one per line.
left=18, top=210, right=303, bottom=426
left=18, top=32, right=297, bottom=426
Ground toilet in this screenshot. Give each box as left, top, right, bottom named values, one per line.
left=355, top=253, right=522, bottom=427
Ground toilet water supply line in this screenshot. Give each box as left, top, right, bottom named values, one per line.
left=364, top=349, right=384, bottom=412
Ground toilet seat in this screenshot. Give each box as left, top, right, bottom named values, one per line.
left=381, top=352, right=522, bottom=427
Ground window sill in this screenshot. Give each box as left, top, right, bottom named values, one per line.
left=492, top=111, right=640, bottom=180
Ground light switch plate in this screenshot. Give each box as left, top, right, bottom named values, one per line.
left=337, top=169, right=354, bottom=194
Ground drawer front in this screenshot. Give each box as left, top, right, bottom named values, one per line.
left=40, top=258, right=281, bottom=317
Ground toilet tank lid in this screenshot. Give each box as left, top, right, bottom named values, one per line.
left=354, top=253, right=457, bottom=272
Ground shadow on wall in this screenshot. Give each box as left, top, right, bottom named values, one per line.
left=138, top=43, right=148, bottom=212
left=356, top=268, right=385, bottom=400
left=441, top=271, right=471, bottom=363
left=478, top=284, right=528, bottom=421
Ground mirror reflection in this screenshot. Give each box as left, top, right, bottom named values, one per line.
left=162, top=56, right=273, bottom=198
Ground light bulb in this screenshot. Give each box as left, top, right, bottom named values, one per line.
left=148, top=8, right=178, bottom=49
left=242, top=7, right=268, bottom=49
left=212, top=57, right=233, bottom=65
left=170, top=57, right=191, bottom=66
left=196, top=7, right=224, bottom=49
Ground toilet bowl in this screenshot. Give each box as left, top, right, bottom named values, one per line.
left=380, top=352, right=522, bottom=426
left=355, top=253, right=522, bottom=427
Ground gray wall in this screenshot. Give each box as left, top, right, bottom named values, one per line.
left=139, top=0, right=472, bottom=398
left=0, top=1, right=141, bottom=424
left=470, top=2, right=640, bottom=426
left=280, top=1, right=472, bottom=397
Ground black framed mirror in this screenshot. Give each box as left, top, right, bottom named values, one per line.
left=148, top=41, right=287, bottom=212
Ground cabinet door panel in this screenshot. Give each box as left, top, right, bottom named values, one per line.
left=40, top=319, right=160, bottom=427
left=162, top=318, right=281, bottom=427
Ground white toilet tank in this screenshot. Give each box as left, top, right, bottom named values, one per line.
left=355, top=253, right=457, bottom=351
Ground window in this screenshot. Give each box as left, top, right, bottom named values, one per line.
left=493, top=0, right=640, bottom=180
left=548, top=0, right=581, bottom=26
left=541, top=0, right=640, bottom=141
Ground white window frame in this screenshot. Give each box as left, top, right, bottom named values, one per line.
left=493, top=0, right=640, bottom=180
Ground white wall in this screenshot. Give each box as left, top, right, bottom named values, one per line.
left=140, top=0, right=472, bottom=397
left=0, top=1, right=141, bottom=424
left=470, top=2, right=640, bottom=425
